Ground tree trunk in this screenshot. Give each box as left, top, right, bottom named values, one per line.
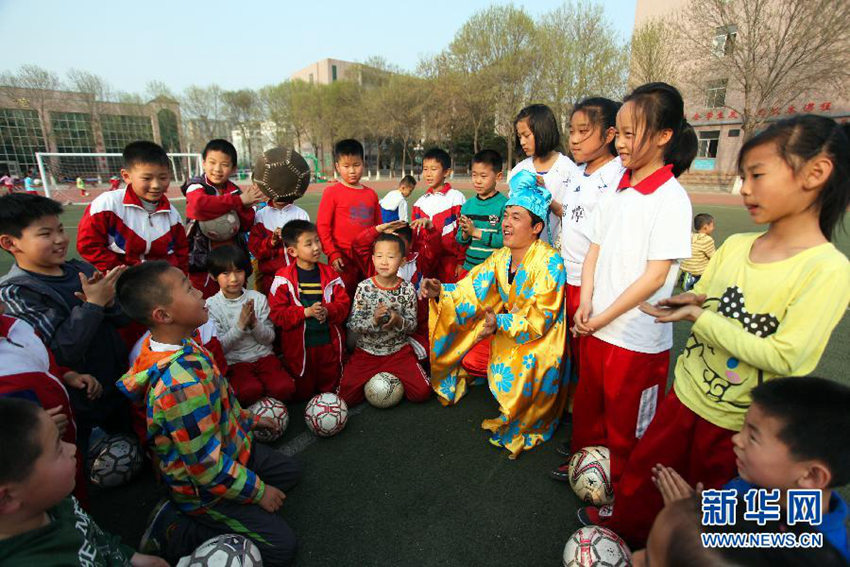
left=376, top=139, right=382, bottom=180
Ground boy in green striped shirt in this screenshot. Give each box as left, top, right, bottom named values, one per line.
left=457, top=150, right=508, bottom=274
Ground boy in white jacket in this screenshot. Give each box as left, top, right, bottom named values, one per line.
left=205, top=245, right=295, bottom=405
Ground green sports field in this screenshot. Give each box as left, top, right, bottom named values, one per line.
left=5, top=188, right=848, bottom=565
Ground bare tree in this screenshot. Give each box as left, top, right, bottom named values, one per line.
left=534, top=1, right=629, bottom=134
left=181, top=84, right=228, bottom=149
left=0, top=65, right=64, bottom=154
left=222, top=89, right=262, bottom=165
left=628, top=17, right=679, bottom=88
left=678, top=0, right=850, bottom=139
left=145, top=80, right=176, bottom=102
left=66, top=69, right=112, bottom=155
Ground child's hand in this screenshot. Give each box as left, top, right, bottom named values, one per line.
left=237, top=301, right=255, bottom=330
left=63, top=371, right=103, bottom=400
left=656, top=292, right=706, bottom=308
left=254, top=416, right=280, bottom=435
left=373, top=304, right=390, bottom=325
left=377, top=220, right=407, bottom=234
left=651, top=464, right=703, bottom=505
left=332, top=258, right=345, bottom=273
left=476, top=309, right=497, bottom=341
left=639, top=302, right=703, bottom=323
left=75, top=266, right=126, bottom=307
left=409, top=218, right=433, bottom=231
left=46, top=405, right=68, bottom=437
left=418, top=278, right=442, bottom=300
left=459, top=216, right=472, bottom=239
left=270, top=227, right=283, bottom=247
left=240, top=183, right=265, bottom=206
left=382, top=310, right=402, bottom=330
left=130, top=553, right=170, bottom=567
left=313, top=304, right=328, bottom=323
left=304, top=304, right=320, bottom=319
left=572, top=301, right=594, bottom=336
left=258, top=484, right=286, bottom=513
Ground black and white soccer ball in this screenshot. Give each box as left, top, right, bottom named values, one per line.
left=364, top=372, right=404, bottom=408
left=88, top=433, right=143, bottom=487
left=177, top=534, right=263, bottom=567
left=199, top=212, right=240, bottom=241
left=562, top=526, right=631, bottom=567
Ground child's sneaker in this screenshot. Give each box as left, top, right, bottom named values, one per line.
left=139, top=498, right=179, bottom=555
left=577, top=504, right=614, bottom=526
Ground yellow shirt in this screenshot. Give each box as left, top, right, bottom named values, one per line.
left=674, top=233, right=850, bottom=431
left=680, top=232, right=715, bottom=275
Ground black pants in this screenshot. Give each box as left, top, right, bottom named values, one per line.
left=166, top=443, right=301, bottom=566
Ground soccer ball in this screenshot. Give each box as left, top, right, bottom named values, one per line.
left=562, top=526, right=631, bottom=567
left=88, top=433, right=143, bottom=487
left=199, top=212, right=240, bottom=241
left=252, top=146, right=311, bottom=201
left=304, top=393, right=348, bottom=437
left=177, top=533, right=262, bottom=567
left=33, top=179, right=42, bottom=186
left=568, top=446, right=614, bottom=506
left=364, top=372, right=404, bottom=408
left=248, top=397, right=289, bottom=443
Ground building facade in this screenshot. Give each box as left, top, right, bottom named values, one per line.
left=632, top=0, right=849, bottom=185
left=0, top=87, right=184, bottom=178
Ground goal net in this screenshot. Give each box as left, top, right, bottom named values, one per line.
left=34, top=152, right=202, bottom=201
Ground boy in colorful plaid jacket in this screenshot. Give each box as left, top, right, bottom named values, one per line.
left=115, top=261, right=300, bottom=566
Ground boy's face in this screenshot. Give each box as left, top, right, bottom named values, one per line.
left=270, top=199, right=292, bottom=210
left=0, top=214, right=68, bottom=271
left=215, top=267, right=246, bottom=298
left=731, top=403, right=814, bottom=490
left=422, top=159, right=449, bottom=189
left=502, top=205, right=541, bottom=249
left=121, top=163, right=172, bottom=203
left=703, top=221, right=715, bottom=235
left=153, top=267, right=208, bottom=330
left=471, top=162, right=501, bottom=197
left=372, top=240, right=404, bottom=278
left=286, top=231, right=322, bottom=265
left=203, top=150, right=236, bottom=187
left=335, top=155, right=364, bottom=186
left=3, top=410, right=78, bottom=516
left=399, top=184, right=414, bottom=198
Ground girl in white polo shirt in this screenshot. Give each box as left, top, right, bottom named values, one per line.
left=548, top=97, right=626, bottom=470
left=509, top=104, right=578, bottom=248
left=571, top=83, right=696, bottom=521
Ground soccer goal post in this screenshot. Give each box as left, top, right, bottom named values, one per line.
left=34, top=152, right=202, bottom=198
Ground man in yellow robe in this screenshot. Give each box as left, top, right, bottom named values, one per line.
left=420, top=171, right=568, bottom=458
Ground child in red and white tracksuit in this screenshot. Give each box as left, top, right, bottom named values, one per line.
left=411, top=148, right=466, bottom=283
left=349, top=220, right=440, bottom=361
left=183, top=140, right=261, bottom=298
left=268, top=221, right=350, bottom=401
left=248, top=199, right=310, bottom=296
left=337, top=234, right=432, bottom=406
left=77, top=141, right=188, bottom=272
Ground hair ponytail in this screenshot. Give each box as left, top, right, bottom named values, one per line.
left=624, top=82, right=698, bottom=177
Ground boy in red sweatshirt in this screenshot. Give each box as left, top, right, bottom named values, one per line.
left=316, top=139, right=381, bottom=295
left=411, top=147, right=467, bottom=283
left=77, top=141, right=188, bottom=273
left=268, top=220, right=350, bottom=401
left=183, top=139, right=265, bottom=298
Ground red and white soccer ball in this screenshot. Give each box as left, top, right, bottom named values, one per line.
left=247, top=397, right=289, bottom=443
left=199, top=211, right=239, bottom=241
left=568, top=446, right=614, bottom=506
left=562, top=526, right=631, bottom=567
left=304, top=393, right=348, bottom=437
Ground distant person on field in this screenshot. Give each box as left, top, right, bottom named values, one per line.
left=679, top=213, right=716, bottom=291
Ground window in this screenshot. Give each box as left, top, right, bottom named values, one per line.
left=712, top=25, right=737, bottom=57
left=728, top=129, right=740, bottom=137
left=309, top=73, right=314, bottom=84
left=705, top=79, right=728, bottom=108
left=0, top=108, right=46, bottom=174
left=698, top=130, right=720, bottom=158
left=51, top=112, right=97, bottom=178
left=332, top=65, right=338, bottom=82
left=101, top=114, right=154, bottom=173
